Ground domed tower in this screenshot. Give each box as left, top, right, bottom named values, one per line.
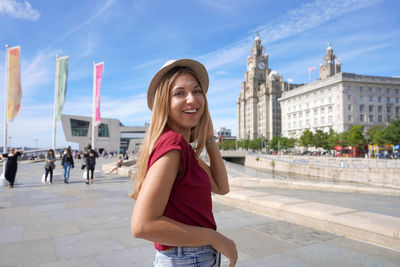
left=237, top=34, right=282, bottom=141
left=319, top=43, right=341, bottom=80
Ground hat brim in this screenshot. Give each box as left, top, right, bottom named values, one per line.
left=147, top=59, right=209, bottom=110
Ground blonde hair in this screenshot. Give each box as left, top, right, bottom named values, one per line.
left=130, top=67, right=209, bottom=199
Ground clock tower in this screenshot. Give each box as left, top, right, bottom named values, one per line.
left=237, top=35, right=284, bottom=141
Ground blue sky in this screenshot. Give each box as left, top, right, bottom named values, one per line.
left=0, top=0, right=399, bottom=148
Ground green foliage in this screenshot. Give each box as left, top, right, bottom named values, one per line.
left=382, top=118, right=400, bottom=144
left=299, top=129, right=313, bottom=148
left=366, top=125, right=384, bottom=144
left=269, top=135, right=281, bottom=150
left=219, top=139, right=237, bottom=150
left=347, top=125, right=365, bottom=147
left=312, top=130, right=328, bottom=149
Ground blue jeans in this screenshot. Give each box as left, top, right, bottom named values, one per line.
left=153, top=245, right=220, bottom=267
left=63, top=162, right=71, bottom=182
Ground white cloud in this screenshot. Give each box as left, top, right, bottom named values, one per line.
left=0, top=0, right=40, bottom=20
left=199, top=0, right=383, bottom=70
left=47, top=0, right=116, bottom=50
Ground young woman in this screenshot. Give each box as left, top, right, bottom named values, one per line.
left=131, top=59, right=238, bottom=266
left=1, top=148, right=23, bottom=188
left=61, top=147, right=74, bottom=184
left=106, top=155, right=123, bottom=174
left=44, top=149, right=56, bottom=184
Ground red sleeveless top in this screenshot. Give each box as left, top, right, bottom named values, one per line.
left=147, top=128, right=216, bottom=250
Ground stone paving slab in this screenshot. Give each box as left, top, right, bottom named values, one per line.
left=1, top=159, right=400, bottom=266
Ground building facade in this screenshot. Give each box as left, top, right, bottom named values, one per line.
left=61, top=114, right=147, bottom=153
left=279, top=46, right=400, bottom=138
left=237, top=36, right=286, bottom=140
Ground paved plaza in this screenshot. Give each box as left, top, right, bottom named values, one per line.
left=0, top=158, right=400, bottom=266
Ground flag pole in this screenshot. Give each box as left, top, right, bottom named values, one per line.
left=308, top=68, right=310, bottom=83
left=91, top=61, right=96, bottom=149
left=52, top=55, right=59, bottom=150
left=2, top=45, right=9, bottom=178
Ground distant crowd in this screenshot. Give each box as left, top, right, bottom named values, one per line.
left=1, top=145, right=134, bottom=188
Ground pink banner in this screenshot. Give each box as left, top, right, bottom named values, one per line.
left=94, top=62, right=104, bottom=126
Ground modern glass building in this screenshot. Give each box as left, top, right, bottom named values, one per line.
left=61, top=114, right=147, bottom=153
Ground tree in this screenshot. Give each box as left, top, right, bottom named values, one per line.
left=382, top=118, right=400, bottom=144
left=299, top=129, right=313, bottom=149
left=312, top=130, right=328, bottom=149
left=347, top=125, right=365, bottom=147
left=366, top=125, right=384, bottom=144
left=326, top=128, right=339, bottom=150
left=269, top=135, right=281, bottom=151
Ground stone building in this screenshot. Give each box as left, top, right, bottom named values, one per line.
left=279, top=45, right=400, bottom=138
left=237, top=35, right=287, bottom=140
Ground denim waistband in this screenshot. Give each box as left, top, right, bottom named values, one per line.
left=167, top=245, right=214, bottom=253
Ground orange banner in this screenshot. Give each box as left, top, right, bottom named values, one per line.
left=7, top=46, right=22, bottom=121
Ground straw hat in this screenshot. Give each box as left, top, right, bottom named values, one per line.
left=147, top=59, right=209, bottom=110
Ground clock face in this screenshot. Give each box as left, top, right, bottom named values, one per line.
left=258, top=61, right=266, bottom=70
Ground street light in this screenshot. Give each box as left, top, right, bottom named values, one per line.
left=34, top=138, right=38, bottom=150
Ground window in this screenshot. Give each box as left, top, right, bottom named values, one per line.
left=378, top=115, right=382, bottom=122
left=328, top=116, right=332, bottom=122
left=396, top=97, right=399, bottom=104
left=369, top=115, right=373, bottom=122
left=378, top=88, right=382, bottom=94
left=368, top=87, right=373, bottom=93
left=314, top=118, right=318, bottom=124
left=396, top=89, right=399, bottom=94
left=70, top=119, right=90, bottom=137
left=306, top=111, right=310, bottom=118
left=360, top=114, right=364, bottom=122
left=387, top=97, right=391, bottom=103
left=321, top=117, right=325, bottom=124
left=378, top=106, right=382, bottom=113
left=360, top=104, right=364, bottom=112
left=328, top=107, right=332, bottom=113
left=360, top=87, right=363, bottom=92
left=387, top=115, right=392, bottom=122
left=314, top=109, right=318, bottom=116
left=348, top=115, right=352, bottom=121
left=306, top=119, right=310, bottom=126
left=369, top=105, right=373, bottom=112
left=387, top=106, right=391, bottom=113
left=369, top=96, right=373, bottom=102
left=348, top=104, right=352, bottom=111
left=321, top=108, right=325, bottom=114
left=306, top=102, right=310, bottom=108
left=360, top=96, right=363, bottom=102
left=396, top=106, right=400, bottom=114
left=387, top=88, right=390, bottom=94
left=347, top=95, right=351, bottom=100
left=378, top=96, right=382, bottom=102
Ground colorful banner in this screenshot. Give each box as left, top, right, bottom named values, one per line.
left=94, top=62, right=104, bottom=126
left=55, top=56, right=69, bottom=121
left=7, top=46, right=22, bottom=121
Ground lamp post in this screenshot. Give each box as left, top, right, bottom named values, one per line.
left=34, top=138, right=38, bottom=151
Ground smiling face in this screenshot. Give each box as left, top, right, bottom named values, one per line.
left=167, top=72, right=205, bottom=140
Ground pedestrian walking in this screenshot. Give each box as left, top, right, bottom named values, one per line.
left=1, top=148, right=23, bottom=188
left=84, top=144, right=98, bottom=184
left=44, top=149, right=56, bottom=184
left=130, top=59, right=237, bottom=266
left=61, top=147, right=74, bottom=184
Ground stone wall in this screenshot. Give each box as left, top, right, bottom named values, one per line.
left=245, top=155, right=400, bottom=188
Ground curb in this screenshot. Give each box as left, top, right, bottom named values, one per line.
left=213, top=186, right=400, bottom=251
